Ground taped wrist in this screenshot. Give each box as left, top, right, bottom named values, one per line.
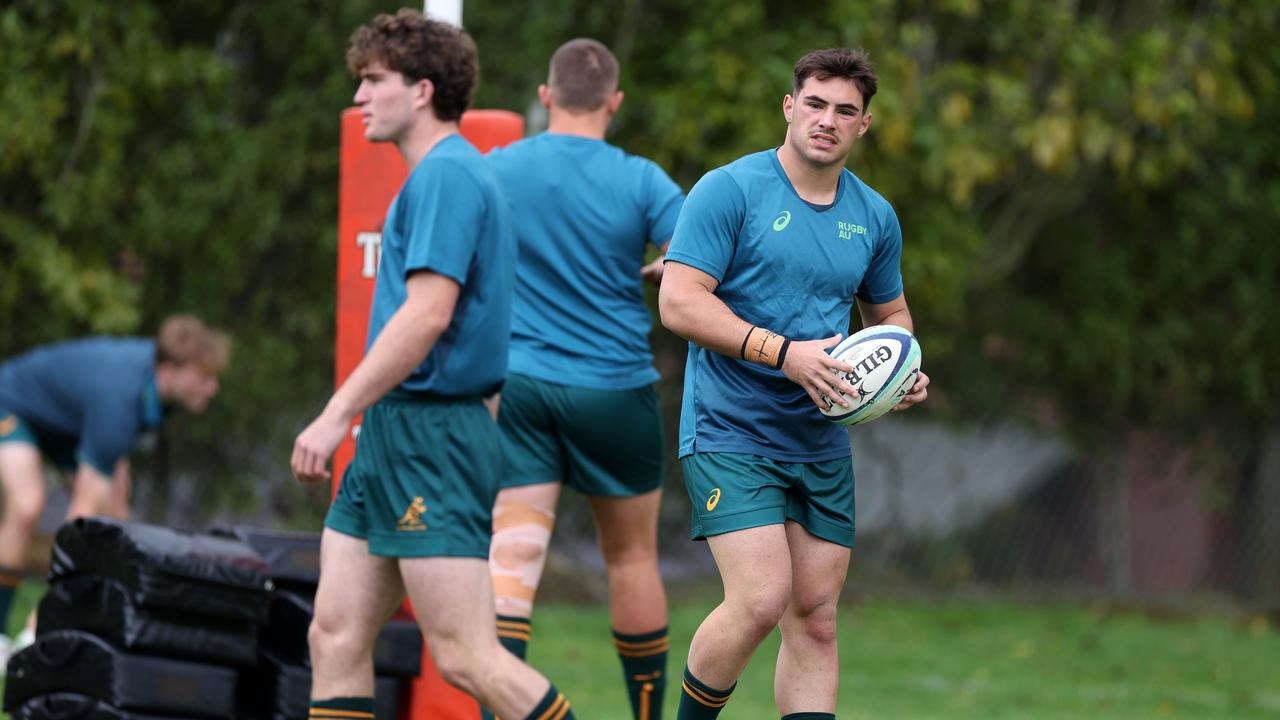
left=740, top=326, right=790, bottom=369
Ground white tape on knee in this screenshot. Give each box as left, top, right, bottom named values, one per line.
left=489, top=502, right=555, bottom=616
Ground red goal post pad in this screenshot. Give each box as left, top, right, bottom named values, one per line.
left=334, top=106, right=525, bottom=719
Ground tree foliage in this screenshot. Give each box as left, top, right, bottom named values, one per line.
left=1, top=0, right=1276, bottom=518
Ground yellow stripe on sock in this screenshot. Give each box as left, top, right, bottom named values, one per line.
left=614, top=637, right=668, bottom=650
left=617, top=641, right=670, bottom=658
left=682, top=681, right=730, bottom=708
left=639, top=681, right=654, bottom=720
left=497, top=630, right=531, bottom=642
left=549, top=699, right=571, bottom=720
left=309, top=711, right=374, bottom=719
left=0, top=572, right=22, bottom=587
left=496, top=620, right=532, bottom=631
left=535, top=693, right=567, bottom=720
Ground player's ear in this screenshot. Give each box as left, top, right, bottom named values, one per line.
left=537, top=84, right=552, bottom=109
left=607, top=90, right=624, bottom=114
left=414, top=78, right=435, bottom=111
left=783, top=94, right=794, bottom=124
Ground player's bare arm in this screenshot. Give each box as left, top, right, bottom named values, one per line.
left=640, top=241, right=671, bottom=285
left=291, top=270, right=459, bottom=483
left=659, top=260, right=861, bottom=410
left=857, top=293, right=929, bottom=410
left=66, top=462, right=113, bottom=518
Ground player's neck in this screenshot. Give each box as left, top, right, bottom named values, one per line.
left=776, top=142, right=845, bottom=204
left=398, top=117, right=460, bottom=168
left=545, top=107, right=609, bottom=140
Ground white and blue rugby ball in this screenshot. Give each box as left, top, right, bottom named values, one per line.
left=820, top=324, right=922, bottom=426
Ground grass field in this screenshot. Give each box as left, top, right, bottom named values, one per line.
left=5, top=583, right=1278, bottom=719
left=528, top=599, right=1280, bottom=720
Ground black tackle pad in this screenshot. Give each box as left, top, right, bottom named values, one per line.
left=210, top=527, right=320, bottom=589
left=50, top=517, right=272, bottom=624
left=37, top=574, right=259, bottom=668
left=9, top=693, right=205, bottom=720
left=3, top=631, right=237, bottom=720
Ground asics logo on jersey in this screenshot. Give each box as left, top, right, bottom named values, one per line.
left=706, top=488, right=722, bottom=511
left=772, top=211, right=791, bottom=232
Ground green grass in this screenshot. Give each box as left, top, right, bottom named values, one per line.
left=5, top=585, right=1277, bottom=719
left=527, top=599, right=1280, bottom=720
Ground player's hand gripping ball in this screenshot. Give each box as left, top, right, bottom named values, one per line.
left=820, top=325, right=922, bottom=425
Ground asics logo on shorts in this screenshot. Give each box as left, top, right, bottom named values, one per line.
left=0, top=414, right=17, bottom=438
left=772, top=211, right=791, bottom=232
left=396, top=496, right=428, bottom=532
left=706, top=488, right=721, bottom=511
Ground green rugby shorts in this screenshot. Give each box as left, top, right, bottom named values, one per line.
left=681, top=451, right=855, bottom=547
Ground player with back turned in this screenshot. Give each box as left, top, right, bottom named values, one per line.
left=483, top=38, right=683, bottom=720
left=658, top=48, right=930, bottom=719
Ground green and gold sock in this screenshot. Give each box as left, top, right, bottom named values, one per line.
left=496, top=614, right=532, bottom=660
left=481, top=615, right=534, bottom=719
left=676, top=667, right=734, bottom=720
left=0, top=566, right=21, bottom=636
left=309, top=696, right=374, bottom=720
left=522, top=684, right=574, bottom=720
left=613, top=627, right=669, bottom=720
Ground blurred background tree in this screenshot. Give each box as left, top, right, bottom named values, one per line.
left=1, top=0, right=1276, bottom=599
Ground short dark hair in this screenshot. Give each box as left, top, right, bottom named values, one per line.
left=793, top=48, right=878, bottom=109
left=346, top=9, right=478, bottom=122
left=548, top=38, right=619, bottom=112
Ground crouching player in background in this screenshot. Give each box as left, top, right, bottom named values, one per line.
left=0, top=314, right=229, bottom=668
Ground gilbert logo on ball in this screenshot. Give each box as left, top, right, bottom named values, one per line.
left=820, top=325, right=922, bottom=426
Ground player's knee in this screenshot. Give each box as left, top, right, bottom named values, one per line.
left=786, top=603, right=838, bottom=646
left=4, top=484, right=46, bottom=527
left=492, top=537, right=546, bottom=567
left=307, top=613, right=367, bottom=664
left=733, top=588, right=791, bottom=638
left=597, top=525, right=658, bottom=566
left=427, top=636, right=483, bottom=694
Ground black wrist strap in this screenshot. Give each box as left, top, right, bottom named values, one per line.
left=775, top=338, right=792, bottom=369
left=739, top=326, right=756, bottom=360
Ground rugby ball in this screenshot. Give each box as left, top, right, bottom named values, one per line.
left=820, top=324, right=922, bottom=426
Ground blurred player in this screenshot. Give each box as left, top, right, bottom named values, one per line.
left=0, top=314, right=229, bottom=668
left=659, top=48, right=930, bottom=718
left=483, top=38, right=683, bottom=720
left=290, top=11, right=575, bottom=720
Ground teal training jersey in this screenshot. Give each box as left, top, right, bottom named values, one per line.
left=0, top=338, right=164, bottom=474
left=369, top=134, right=515, bottom=397
left=665, top=148, right=904, bottom=462
left=486, top=133, right=683, bottom=389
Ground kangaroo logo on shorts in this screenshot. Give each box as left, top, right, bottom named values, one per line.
left=706, top=488, right=722, bottom=511
left=396, top=496, right=428, bottom=532
left=0, top=414, right=17, bottom=438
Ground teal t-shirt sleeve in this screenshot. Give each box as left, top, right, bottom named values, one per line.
left=642, top=161, right=685, bottom=247
left=402, top=160, right=486, bottom=285
left=856, top=203, right=905, bottom=304
left=664, top=169, right=745, bottom=283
